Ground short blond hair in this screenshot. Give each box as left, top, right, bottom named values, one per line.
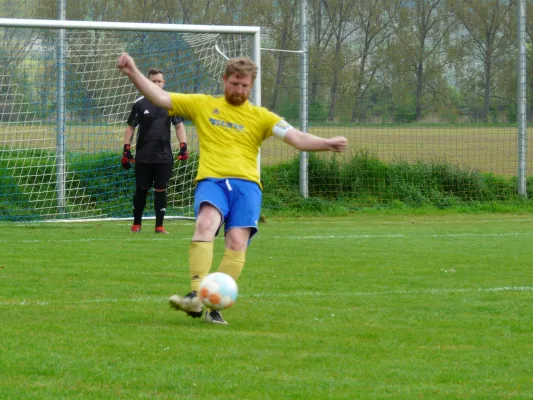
left=224, top=57, right=257, bottom=81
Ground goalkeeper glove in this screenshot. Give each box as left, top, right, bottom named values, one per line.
left=121, top=144, right=134, bottom=169
left=177, top=142, right=189, bottom=161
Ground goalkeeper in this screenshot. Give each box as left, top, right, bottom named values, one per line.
left=117, top=53, right=348, bottom=324
left=122, top=68, right=188, bottom=234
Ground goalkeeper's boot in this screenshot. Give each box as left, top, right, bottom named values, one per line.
left=203, top=309, right=228, bottom=325
left=169, top=291, right=203, bottom=318
left=131, top=224, right=141, bottom=233
left=155, top=226, right=169, bottom=234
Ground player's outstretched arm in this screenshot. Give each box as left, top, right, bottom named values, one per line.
left=283, top=128, right=348, bottom=152
left=116, top=52, right=172, bottom=110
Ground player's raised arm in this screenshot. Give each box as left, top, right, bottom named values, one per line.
left=116, top=52, right=172, bottom=110
left=283, top=127, right=348, bottom=152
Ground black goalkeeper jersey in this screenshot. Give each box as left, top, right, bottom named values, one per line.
left=127, top=96, right=184, bottom=163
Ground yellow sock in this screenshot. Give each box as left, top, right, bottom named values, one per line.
left=217, top=248, right=246, bottom=282
left=189, top=241, right=214, bottom=292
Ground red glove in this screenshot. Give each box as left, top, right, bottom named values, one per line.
left=177, top=142, right=189, bottom=161
left=121, top=144, right=134, bottom=169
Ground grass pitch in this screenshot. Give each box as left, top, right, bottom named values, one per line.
left=1, top=213, right=533, bottom=399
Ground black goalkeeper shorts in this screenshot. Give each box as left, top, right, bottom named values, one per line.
left=135, top=162, right=173, bottom=189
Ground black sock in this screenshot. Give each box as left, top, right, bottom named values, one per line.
left=154, top=190, right=167, bottom=228
left=133, top=187, right=148, bottom=225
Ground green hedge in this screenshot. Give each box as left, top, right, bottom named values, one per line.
left=1, top=149, right=531, bottom=220
left=261, top=152, right=533, bottom=213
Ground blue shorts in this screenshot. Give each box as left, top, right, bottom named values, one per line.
left=194, top=178, right=262, bottom=239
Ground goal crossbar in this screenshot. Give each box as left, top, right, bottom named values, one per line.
left=0, top=18, right=260, bottom=34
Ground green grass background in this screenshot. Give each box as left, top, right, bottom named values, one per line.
left=1, top=213, right=533, bottom=399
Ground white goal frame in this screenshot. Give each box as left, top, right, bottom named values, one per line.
left=0, top=18, right=261, bottom=222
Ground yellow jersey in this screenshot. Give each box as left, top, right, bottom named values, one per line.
left=169, top=93, right=282, bottom=187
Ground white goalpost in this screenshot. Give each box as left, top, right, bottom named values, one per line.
left=0, top=18, right=261, bottom=221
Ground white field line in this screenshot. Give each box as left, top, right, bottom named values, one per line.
left=272, top=218, right=533, bottom=225
left=1, top=231, right=532, bottom=244
left=9, top=221, right=196, bottom=227
left=41, top=217, right=195, bottom=223
left=262, top=232, right=533, bottom=239
left=1, top=286, right=532, bottom=307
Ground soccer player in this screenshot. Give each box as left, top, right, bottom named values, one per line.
left=122, top=68, right=188, bottom=234
left=117, top=53, right=348, bottom=323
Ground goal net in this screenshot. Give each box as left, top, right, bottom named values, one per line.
left=0, top=19, right=259, bottom=221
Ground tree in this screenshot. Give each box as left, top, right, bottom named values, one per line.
left=350, top=0, right=399, bottom=122
left=449, top=0, right=516, bottom=122
left=525, top=1, right=533, bottom=121
left=255, top=0, right=300, bottom=112
left=307, top=0, right=334, bottom=103
left=0, top=0, right=40, bottom=119
left=389, top=0, right=455, bottom=121
left=320, top=0, right=359, bottom=121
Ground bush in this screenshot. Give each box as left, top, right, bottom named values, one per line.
left=261, top=152, right=533, bottom=213
left=309, top=101, right=328, bottom=122
left=277, top=97, right=299, bottom=121
left=393, top=105, right=417, bottom=123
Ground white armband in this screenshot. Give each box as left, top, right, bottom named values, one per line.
left=272, top=120, right=293, bottom=139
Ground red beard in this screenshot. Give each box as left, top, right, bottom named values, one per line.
left=225, top=91, right=248, bottom=106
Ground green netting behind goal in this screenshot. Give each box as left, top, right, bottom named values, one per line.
left=0, top=25, right=253, bottom=221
